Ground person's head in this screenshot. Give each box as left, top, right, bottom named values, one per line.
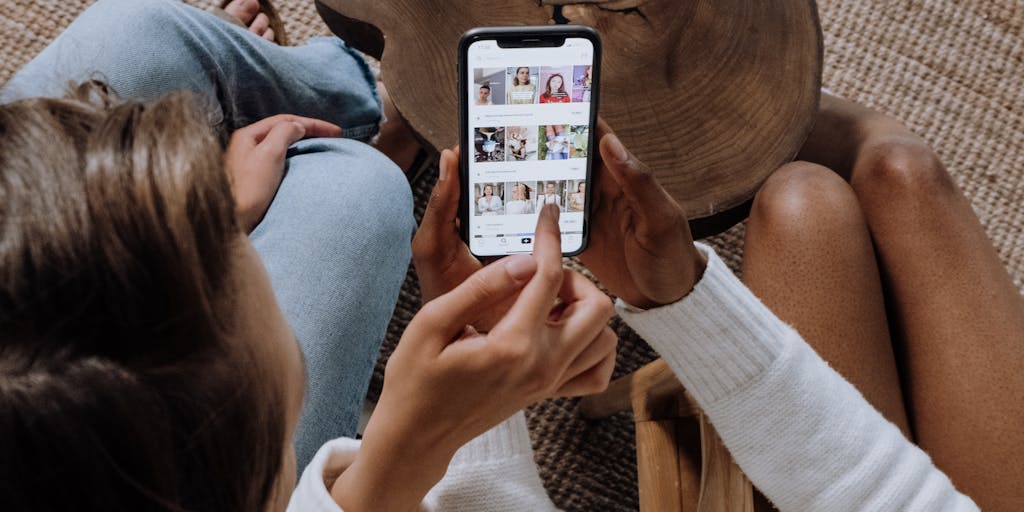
left=514, top=67, right=531, bottom=86
left=545, top=74, right=565, bottom=96
left=483, top=184, right=493, bottom=197
left=0, top=82, right=304, bottom=511
left=578, top=181, right=586, bottom=193
left=546, top=182, right=556, bottom=194
left=477, top=84, right=491, bottom=103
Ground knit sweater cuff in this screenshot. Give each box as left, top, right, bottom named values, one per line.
left=616, top=242, right=795, bottom=405
left=288, top=412, right=556, bottom=512
left=425, top=411, right=557, bottom=511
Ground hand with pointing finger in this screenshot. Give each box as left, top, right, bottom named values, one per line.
left=334, top=204, right=618, bottom=512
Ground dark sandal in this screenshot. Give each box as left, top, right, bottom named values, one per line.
left=212, top=0, right=290, bottom=46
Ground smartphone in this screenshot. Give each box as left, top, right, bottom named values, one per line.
left=458, top=26, right=601, bottom=257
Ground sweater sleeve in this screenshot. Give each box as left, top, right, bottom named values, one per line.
left=287, top=411, right=558, bottom=512
left=616, top=243, right=979, bottom=512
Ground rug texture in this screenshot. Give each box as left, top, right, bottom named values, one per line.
left=2, top=1, right=1021, bottom=510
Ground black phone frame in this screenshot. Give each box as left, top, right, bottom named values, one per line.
left=457, top=25, right=602, bottom=258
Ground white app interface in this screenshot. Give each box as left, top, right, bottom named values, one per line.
left=466, top=38, right=595, bottom=256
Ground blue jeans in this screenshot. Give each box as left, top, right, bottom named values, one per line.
left=2, top=0, right=414, bottom=470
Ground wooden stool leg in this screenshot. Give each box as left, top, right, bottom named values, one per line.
left=696, top=414, right=754, bottom=512
left=637, top=420, right=684, bottom=511
left=582, top=359, right=758, bottom=511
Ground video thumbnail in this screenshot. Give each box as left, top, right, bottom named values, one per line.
left=572, top=65, right=593, bottom=103
left=474, top=182, right=505, bottom=216
left=539, top=125, right=570, bottom=160
left=473, top=68, right=506, bottom=106
left=538, top=66, right=573, bottom=104
left=506, top=126, right=539, bottom=162
left=568, top=125, right=589, bottom=158
left=506, top=66, right=539, bottom=104
left=474, top=127, right=506, bottom=162
left=566, top=179, right=586, bottom=212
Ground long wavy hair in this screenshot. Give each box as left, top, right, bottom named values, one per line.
left=0, top=82, right=287, bottom=510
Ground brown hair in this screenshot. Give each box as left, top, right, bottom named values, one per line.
left=543, top=73, right=567, bottom=97
left=513, top=66, right=531, bottom=86
left=0, top=83, right=286, bottom=510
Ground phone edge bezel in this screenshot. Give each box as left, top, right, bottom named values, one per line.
left=458, top=25, right=602, bottom=259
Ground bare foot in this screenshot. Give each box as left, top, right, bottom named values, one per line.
left=375, top=80, right=424, bottom=175
left=223, top=0, right=277, bottom=43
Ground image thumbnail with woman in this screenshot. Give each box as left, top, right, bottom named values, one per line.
left=473, top=67, right=506, bottom=105
left=539, top=71, right=570, bottom=104
left=504, top=182, right=535, bottom=215
left=535, top=181, right=565, bottom=211
left=506, top=66, right=538, bottom=104
left=572, top=65, right=593, bottom=102
left=475, top=183, right=504, bottom=215
left=568, top=180, right=586, bottom=212
left=506, top=125, right=538, bottom=161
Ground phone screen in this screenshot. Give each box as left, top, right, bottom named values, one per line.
left=464, top=37, right=596, bottom=256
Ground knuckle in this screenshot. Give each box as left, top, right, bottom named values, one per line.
left=415, top=301, right=443, bottom=323
left=536, top=265, right=564, bottom=287
left=628, top=157, right=654, bottom=179
left=600, top=296, right=616, bottom=319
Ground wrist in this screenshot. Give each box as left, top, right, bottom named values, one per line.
left=633, top=246, right=708, bottom=310
left=330, top=419, right=455, bottom=512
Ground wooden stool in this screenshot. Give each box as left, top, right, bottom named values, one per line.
left=579, top=359, right=755, bottom=511
left=315, top=0, right=822, bottom=237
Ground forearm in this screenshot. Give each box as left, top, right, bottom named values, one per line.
left=617, top=244, right=978, bottom=511
left=330, top=416, right=454, bottom=512
left=294, top=412, right=557, bottom=512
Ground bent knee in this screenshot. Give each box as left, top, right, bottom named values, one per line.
left=751, top=161, right=863, bottom=234
left=286, top=138, right=414, bottom=239
left=850, top=138, right=956, bottom=203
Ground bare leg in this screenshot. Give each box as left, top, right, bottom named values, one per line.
left=374, top=80, right=423, bottom=174
left=799, top=95, right=1024, bottom=511
left=742, top=162, right=911, bottom=435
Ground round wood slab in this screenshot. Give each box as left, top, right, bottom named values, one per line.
left=316, top=0, right=822, bottom=235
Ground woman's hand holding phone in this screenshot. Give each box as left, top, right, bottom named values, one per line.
left=332, top=163, right=618, bottom=511
left=578, top=120, right=707, bottom=309
left=411, top=148, right=508, bottom=329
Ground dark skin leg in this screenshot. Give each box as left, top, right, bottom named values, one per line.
left=765, top=94, right=1024, bottom=511
left=742, top=162, right=912, bottom=436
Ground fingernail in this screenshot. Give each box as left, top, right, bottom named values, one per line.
left=544, top=203, right=560, bottom=218
left=439, top=157, right=448, bottom=181
left=607, top=134, right=629, bottom=163
left=505, top=254, right=537, bottom=280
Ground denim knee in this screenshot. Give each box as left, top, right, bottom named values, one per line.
left=274, top=138, right=415, bottom=258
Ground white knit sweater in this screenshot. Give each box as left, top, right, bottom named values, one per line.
left=288, top=244, right=979, bottom=511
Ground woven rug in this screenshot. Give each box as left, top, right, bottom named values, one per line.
left=3, top=1, right=1022, bottom=510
